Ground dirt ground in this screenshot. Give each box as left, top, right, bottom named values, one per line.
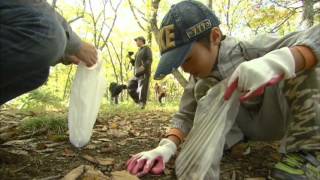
left=0, top=108, right=281, bottom=180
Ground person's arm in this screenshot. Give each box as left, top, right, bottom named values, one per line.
left=53, top=9, right=97, bottom=67
left=225, top=46, right=318, bottom=101
left=127, top=77, right=198, bottom=176
left=225, top=25, right=320, bottom=101
left=240, top=24, right=320, bottom=68
left=142, top=46, right=153, bottom=69
left=127, top=52, right=135, bottom=66
left=55, top=12, right=82, bottom=56
left=169, top=76, right=197, bottom=136
left=290, top=45, right=317, bottom=72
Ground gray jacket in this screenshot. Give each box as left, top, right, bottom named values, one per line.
left=172, top=24, right=320, bottom=135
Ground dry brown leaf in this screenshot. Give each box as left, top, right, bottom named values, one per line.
left=108, top=129, right=128, bottom=138
left=117, top=140, right=126, bottom=146
left=3, top=139, right=34, bottom=146
left=8, top=149, right=28, bottom=156
left=46, top=142, right=65, bottom=148
left=63, top=148, right=76, bottom=157
left=36, top=143, right=47, bottom=150
left=96, top=157, right=114, bottom=166
left=111, top=170, right=139, bottom=180
left=111, top=122, right=118, bottom=129
left=62, top=165, right=109, bottom=180
left=85, top=144, right=97, bottom=150
left=0, top=124, right=18, bottom=133
left=82, top=168, right=109, bottom=180
left=36, top=148, right=55, bottom=153
left=62, top=165, right=87, bottom=180
left=98, top=138, right=112, bottom=142
left=82, top=154, right=114, bottom=166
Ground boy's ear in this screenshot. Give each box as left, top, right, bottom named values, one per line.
left=210, top=27, right=222, bottom=45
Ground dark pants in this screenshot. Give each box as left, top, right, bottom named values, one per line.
left=0, top=0, right=66, bottom=105
left=128, top=74, right=150, bottom=104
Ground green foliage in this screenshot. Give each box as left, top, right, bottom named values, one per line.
left=18, top=88, right=64, bottom=111
left=21, top=114, right=67, bottom=135
left=101, top=100, right=179, bottom=117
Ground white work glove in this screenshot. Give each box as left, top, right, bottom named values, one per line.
left=224, top=47, right=295, bottom=101
left=127, top=138, right=177, bottom=177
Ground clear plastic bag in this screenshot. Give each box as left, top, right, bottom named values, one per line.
left=175, top=80, right=240, bottom=180
left=68, top=57, right=107, bottom=148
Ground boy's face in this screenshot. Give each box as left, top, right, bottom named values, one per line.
left=181, top=28, right=222, bottom=78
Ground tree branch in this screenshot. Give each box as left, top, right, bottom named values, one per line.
left=268, top=11, right=296, bottom=33
left=52, top=0, right=58, bottom=8
left=128, top=0, right=146, bottom=31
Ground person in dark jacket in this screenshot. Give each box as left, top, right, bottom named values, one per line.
left=127, top=36, right=153, bottom=109
left=0, top=0, right=97, bottom=105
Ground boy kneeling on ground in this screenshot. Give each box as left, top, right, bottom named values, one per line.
left=127, top=1, right=320, bottom=179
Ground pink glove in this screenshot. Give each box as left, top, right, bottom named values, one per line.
left=224, top=47, right=295, bottom=101
left=127, top=139, right=177, bottom=177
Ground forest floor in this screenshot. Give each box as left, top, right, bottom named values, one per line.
left=0, top=103, right=281, bottom=180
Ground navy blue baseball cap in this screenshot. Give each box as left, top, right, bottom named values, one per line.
left=154, top=0, right=220, bottom=80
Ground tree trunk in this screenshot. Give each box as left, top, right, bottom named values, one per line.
left=301, top=0, right=314, bottom=28
left=171, top=70, right=188, bottom=88
left=207, top=0, right=212, bottom=10
left=149, top=0, right=188, bottom=88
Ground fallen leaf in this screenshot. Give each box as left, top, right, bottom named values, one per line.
left=63, top=148, right=76, bottom=157
left=82, top=154, right=114, bottom=166
left=46, top=142, right=65, bottom=148
left=96, top=157, right=114, bottom=166
left=100, top=146, right=116, bottom=153
left=111, top=122, right=118, bottom=129
left=117, top=140, right=126, bottom=146
left=111, top=170, right=139, bottom=180
left=98, top=138, right=112, bottom=142
left=85, top=144, right=97, bottom=150
left=36, top=143, right=48, bottom=150
left=36, top=148, right=55, bottom=153
left=108, top=129, right=128, bottom=138
left=62, top=165, right=86, bottom=179
left=230, top=143, right=250, bottom=159
left=8, top=149, right=29, bottom=156
left=82, top=168, right=109, bottom=180
left=0, top=124, right=18, bottom=133
left=3, top=139, right=34, bottom=146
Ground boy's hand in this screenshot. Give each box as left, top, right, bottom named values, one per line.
left=127, top=139, right=177, bottom=177
left=74, top=41, right=97, bottom=67
left=224, top=47, right=295, bottom=101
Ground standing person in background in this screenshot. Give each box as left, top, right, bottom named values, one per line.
left=127, top=36, right=153, bottom=109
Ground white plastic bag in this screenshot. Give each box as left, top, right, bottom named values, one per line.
left=175, top=80, right=240, bottom=180
left=68, top=57, right=107, bottom=148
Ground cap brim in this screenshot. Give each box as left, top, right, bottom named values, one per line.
left=154, top=43, right=193, bottom=80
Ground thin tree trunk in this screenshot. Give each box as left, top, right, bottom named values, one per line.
left=207, top=0, right=212, bottom=10
left=106, top=44, right=119, bottom=83
left=149, top=0, right=187, bottom=88
left=63, top=65, right=73, bottom=99
left=301, top=0, right=314, bottom=28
